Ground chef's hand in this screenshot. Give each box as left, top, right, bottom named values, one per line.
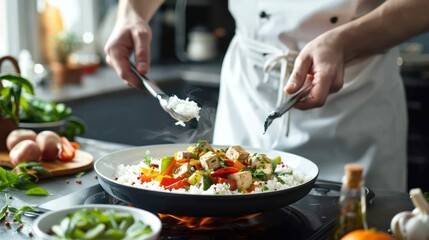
left=104, top=13, right=152, bottom=89
left=285, top=31, right=345, bottom=110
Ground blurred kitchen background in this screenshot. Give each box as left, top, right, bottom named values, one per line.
left=0, top=0, right=428, bottom=191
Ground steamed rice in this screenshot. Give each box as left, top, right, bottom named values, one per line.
left=167, top=95, right=201, bottom=126
left=114, top=159, right=311, bottom=195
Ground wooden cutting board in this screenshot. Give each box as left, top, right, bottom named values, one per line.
left=0, top=150, right=94, bottom=177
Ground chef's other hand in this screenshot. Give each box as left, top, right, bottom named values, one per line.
left=104, top=13, right=151, bottom=89
left=285, top=32, right=345, bottom=110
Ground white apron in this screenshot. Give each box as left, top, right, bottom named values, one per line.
left=213, top=0, right=408, bottom=191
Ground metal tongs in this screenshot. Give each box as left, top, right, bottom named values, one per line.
left=130, top=65, right=194, bottom=122
left=263, top=81, right=313, bottom=134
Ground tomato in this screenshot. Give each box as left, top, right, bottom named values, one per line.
left=59, top=137, right=76, bottom=161
left=225, top=179, right=237, bottom=191
left=215, top=177, right=237, bottom=191
left=70, top=142, right=80, bottom=150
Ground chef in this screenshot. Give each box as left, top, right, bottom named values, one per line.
left=105, top=0, right=429, bottom=191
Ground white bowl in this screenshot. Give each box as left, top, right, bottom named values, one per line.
left=32, top=204, right=162, bottom=240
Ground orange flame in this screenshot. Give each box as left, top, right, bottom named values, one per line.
left=159, top=213, right=261, bottom=230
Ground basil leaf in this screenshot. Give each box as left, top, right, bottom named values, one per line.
left=0, top=168, right=9, bottom=191
left=8, top=207, right=18, bottom=213
left=25, top=187, right=49, bottom=196
left=6, top=171, right=18, bottom=187
left=14, top=174, right=38, bottom=190
left=18, top=206, right=36, bottom=212
left=0, top=203, right=8, bottom=221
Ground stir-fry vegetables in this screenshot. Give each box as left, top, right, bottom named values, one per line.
left=135, top=140, right=293, bottom=193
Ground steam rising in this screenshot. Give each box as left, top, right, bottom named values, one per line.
left=140, top=106, right=217, bottom=144
left=139, top=86, right=218, bottom=144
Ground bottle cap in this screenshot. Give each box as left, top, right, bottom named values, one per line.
left=344, top=163, right=363, bottom=189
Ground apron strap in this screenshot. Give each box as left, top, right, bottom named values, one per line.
left=236, top=34, right=298, bottom=139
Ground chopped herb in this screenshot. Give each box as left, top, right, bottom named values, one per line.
left=143, top=150, right=152, bottom=166
left=75, top=172, right=85, bottom=178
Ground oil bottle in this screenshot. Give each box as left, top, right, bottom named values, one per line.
left=332, top=163, right=368, bottom=240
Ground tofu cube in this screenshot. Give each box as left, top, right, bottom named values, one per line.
left=257, top=162, right=274, bottom=175
left=193, top=140, right=214, bottom=155
left=173, top=163, right=192, bottom=178
left=225, top=146, right=250, bottom=163
left=228, top=171, right=252, bottom=190
left=249, top=154, right=274, bottom=176
left=176, top=151, right=195, bottom=160
left=249, top=154, right=270, bottom=168
left=199, top=151, right=221, bottom=170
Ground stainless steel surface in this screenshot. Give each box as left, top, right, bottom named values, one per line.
left=130, top=64, right=196, bottom=123
left=264, top=81, right=313, bottom=134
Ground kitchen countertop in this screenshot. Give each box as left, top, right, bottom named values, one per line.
left=0, top=138, right=414, bottom=239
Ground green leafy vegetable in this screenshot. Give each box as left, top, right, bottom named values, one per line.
left=19, top=93, right=72, bottom=122
left=0, top=162, right=50, bottom=196
left=1, top=73, right=86, bottom=140
left=61, top=116, right=87, bottom=141
left=0, top=74, right=34, bottom=121
left=50, top=208, right=153, bottom=239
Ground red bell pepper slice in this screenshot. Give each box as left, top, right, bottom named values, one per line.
left=210, top=167, right=239, bottom=178
left=160, top=177, right=182, bottom=187
left=164, top=179, right=190, bottom=190
left=59, top=137, right=76, bottom=161
left=223, top=159, right=234, bottom=166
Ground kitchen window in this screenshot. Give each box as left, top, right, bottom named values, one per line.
left=0, top=0, right=108, bottom=64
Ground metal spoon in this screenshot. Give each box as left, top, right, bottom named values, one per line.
left=130, top=65, right=195, bottom=123
left=263, top=81, right=313, bottom=134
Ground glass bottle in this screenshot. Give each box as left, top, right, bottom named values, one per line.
left=332, top=163, right=368, bottom=240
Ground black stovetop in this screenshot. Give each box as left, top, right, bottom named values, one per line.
left=36, top=180, right=374, bottom=240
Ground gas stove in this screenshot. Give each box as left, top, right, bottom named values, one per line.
left=36, top=180, right=374, bottom=240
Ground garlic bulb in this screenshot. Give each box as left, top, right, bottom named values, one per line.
left=390, top=188, right=429, bottom=240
